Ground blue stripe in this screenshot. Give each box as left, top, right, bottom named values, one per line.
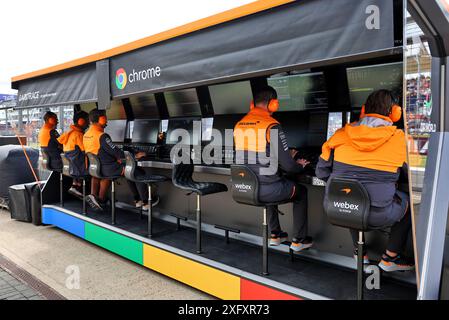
left=42, top=207, right=85, bottom=239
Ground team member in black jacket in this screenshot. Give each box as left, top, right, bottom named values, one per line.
left=83, top=109, right=150, bottom=211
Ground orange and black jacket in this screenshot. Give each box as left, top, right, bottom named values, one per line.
left=315, top=115, right=407, bottom=208
left=57, top=125, right=87, bottom=177
left=234, top=107, right=304, bottom=185
left=38, top=123, right=62, bottom=169
left=83, top=124, right=125, bottom=177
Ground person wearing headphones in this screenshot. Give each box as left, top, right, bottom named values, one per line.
left=57, top=111, right=90, bottom=198
left=83, top=109, right=150, bottom=211
left=316, top=89, right=414, bottom=272
left=38, top=111, right=63, bottom=170
left=234, top=86, right=312, bottom=252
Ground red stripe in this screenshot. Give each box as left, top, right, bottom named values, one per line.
left=240, top=279, right=302, bottom=300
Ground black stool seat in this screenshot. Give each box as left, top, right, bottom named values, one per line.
left=61, top=153, right=89, bottom=214
left=87, top=152, right=121, bottom=225
left=324, top=177, right=371, bottom=300
left=124, top=151, right=169, bottom=237
left=172, top=163, right=228, bottom=254
left=172, top=163, right=228, bottom=195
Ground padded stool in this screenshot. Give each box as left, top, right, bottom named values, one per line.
left=86, top=153, right=122, bottom=225
left=230, top=165, right=290, bottom=276
left=324, top=177, right=370, bottom=300
left=172, top=163, right=228, bottom=254
left=60, top=153, right=88, bottom=215
left=124, top=151, right=169, bottom=237
left=41, top=149, right=63, bottom=207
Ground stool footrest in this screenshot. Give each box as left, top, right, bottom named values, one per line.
left=214, top=225, right=241, bottom=234
left=169, top=213, right=188, bottom=221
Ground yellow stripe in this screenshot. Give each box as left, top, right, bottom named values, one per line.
left=143, top=244, right=240, bottom=300
left=12, top=0, right=294, bottom=83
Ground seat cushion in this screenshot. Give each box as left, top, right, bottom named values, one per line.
left=135, top=174, right=169, bottom=183
left=180, top=181, right=228, bottom=196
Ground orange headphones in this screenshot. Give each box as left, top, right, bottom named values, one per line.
left=360, top=103, right=402, bottom=123
left=98, top=115, right=107, bottom=126
left=77, top=118, right=86, bottom=127
left=47, top=117, right=57, bottom=126
left=250, top=98, right=280, bottom=113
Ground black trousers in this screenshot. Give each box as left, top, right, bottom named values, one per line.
left=350, top=192, right=411, bottom=254
left=266, top=183, right=308, bottom=240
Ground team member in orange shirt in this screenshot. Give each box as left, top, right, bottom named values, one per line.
left=57, top=111, right=90, bottom=198
left=38, top=111, right=63, bottom=170
left=83, top=109, right=149, bottom=211
left=316, top=89, right=414, bottom=272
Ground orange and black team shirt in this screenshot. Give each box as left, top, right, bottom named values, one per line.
left=315, top=115, right=407, bottom=208
left=58, top=125, right=86, bottom=176
left=83, top=124, right=125, bottom=176
left=38, top=123, right=62, bottom=168
left=234, top=107, right=305, bottom=184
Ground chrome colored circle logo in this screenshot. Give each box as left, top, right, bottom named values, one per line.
left=115, top=68, right=127, bottom=90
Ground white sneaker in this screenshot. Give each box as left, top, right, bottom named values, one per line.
left=142, top=196, right=160, bottom=211
left=68, top=187, right=83, bottom=198
left=135, top=200, right=144, bottom=208
left=86, top=195, right=103, bottom=211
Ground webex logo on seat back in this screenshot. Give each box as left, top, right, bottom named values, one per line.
left=115, top=65, right=162, bottom=90
left=234, top=183, right=252, bottom=191
left=333, top=201, right=359, bottom=212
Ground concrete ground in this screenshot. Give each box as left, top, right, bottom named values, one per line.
left=0, top=208, right=212, bottom=300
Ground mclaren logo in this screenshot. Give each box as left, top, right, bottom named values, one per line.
left=341, top=188, right=351, bottom=194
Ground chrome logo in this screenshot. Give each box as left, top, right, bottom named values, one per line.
left=115, top=68, right=127, bottom=90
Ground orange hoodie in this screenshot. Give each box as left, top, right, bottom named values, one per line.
left=320, top=119, right=406, bottom=173
left=57, top=125, right=85, bottom=153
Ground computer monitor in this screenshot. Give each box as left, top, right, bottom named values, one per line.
left=346, top=62, right=403, bottom=109
left=201, top=118, right=214, bottom=142
left=274, top=111, right=328, bottom=148
left=327, top=112, right=343, bottom=140
left=131, top=119, right=160, bottom=144
left=210, top=114, right=243, bottom=146
left=105, top=120, right=127, bottom=143
left=165, top=88, right=202, bottom=118
left=268, top=72, right=328, bottom=111
left=129, top=93, right=159, bottom=119
left=209, top=81, right=253, bottom=115
left=166, top=117, right=201, bottom=146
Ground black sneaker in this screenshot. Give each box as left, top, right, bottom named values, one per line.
left=86, top=195, right=103, bottom=211
left=290, top=237, right=313, bottom=252
left=270, top=231, right=288, bottom=246
left=379, top=254, right=415, bottom=272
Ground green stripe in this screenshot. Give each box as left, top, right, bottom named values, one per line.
left=85, top=222, right=143, bottom=265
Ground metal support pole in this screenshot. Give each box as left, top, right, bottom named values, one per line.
left=225, top=230, right=229, bottom=244
left=148, top=184, right=153, bottom=238
left=82, top=178, right=86, bottom=215
left=263, top=207, right=269, bottom=276
left=60, top=173, right=63, bottom=207
left=177, top=218, right=181, bottom=231
left=111, top=180, right=116, bottom=225
left=357, top=231, right=364, bottom=300
left=196, top=194, right=202, bottom=254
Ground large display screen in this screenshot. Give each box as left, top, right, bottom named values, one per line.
left=209, top=80, right=253, bottom=115
left=166, top=118, right=201, bottom=146
left=105, top=119, right=127, bottom=142
left=165, top=88, right=201, bottom=117
left=346, top=62, right=403, bottom=109
left=131, top=119, right=160, bottom=144
left=129, top=93, right=159, bottom=119
left=327, top=112, right=343, bottom=140
left=268, top=72, right=328, bottom=111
